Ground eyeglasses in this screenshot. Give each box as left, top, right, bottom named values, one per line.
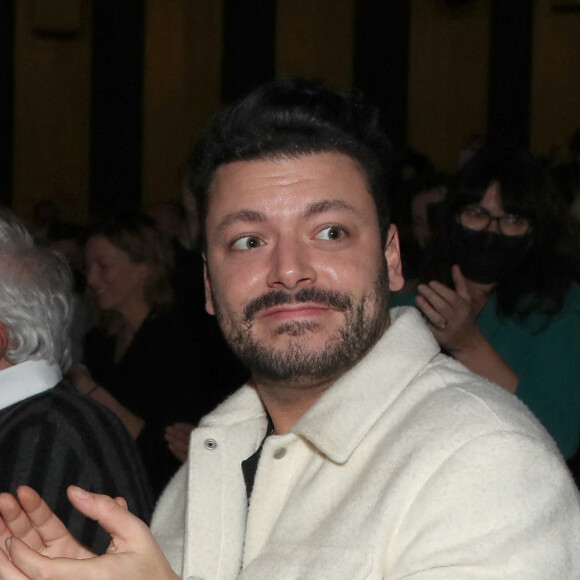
left=458, top=205, right=531, bottom=236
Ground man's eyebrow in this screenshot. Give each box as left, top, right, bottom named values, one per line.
left=217, top=209, right=267, bottom=231
left=303, top=199, right=360, bottom=218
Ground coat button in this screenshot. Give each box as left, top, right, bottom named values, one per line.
left=273, top=447, right=287, bottom=459
left=204, top=438, right=217, bottom=450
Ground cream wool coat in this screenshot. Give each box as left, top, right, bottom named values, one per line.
left=151, top=307, right=580, bottom=579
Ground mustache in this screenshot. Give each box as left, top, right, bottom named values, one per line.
left=243, top=287, right=353, bottom=323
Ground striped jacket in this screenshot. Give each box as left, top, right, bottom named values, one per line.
left=0, top=380, right=153, bottom=553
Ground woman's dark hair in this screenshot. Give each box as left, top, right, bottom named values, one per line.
left=187, top=78, right=393, bottom=248
left=87, top=212, right=175, bottom=331
left=423, top=146, right=580, bottom=317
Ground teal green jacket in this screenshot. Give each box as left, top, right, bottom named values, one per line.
left=392, top=284, right=580, bottom=459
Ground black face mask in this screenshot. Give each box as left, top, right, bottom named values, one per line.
left=448, top=223, right=533, bottom=284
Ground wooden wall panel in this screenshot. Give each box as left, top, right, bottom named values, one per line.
left=276, top=0, right=354, bottom=90
left=13, top=0, right=91, bottom=225
left=530, top=1, right=580, bottom=161
left=9, top=0, right=580, bottom=218
left=407, top=0, right=490, bottom=173
left=0, top=0, right=15, bottom=207
left=142, top=0, right=223, bottom=206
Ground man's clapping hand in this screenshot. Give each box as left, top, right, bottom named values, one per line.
left=0, top=486, right=178, bottom=580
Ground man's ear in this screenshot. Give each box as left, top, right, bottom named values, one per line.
left=384, top=224, right=405, bottom=292
left=202, top=255, right=216, bottom=316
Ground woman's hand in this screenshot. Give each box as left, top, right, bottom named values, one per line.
left=416, top=265, right=518, bottom=393
left=415, top=265, right=489, bottom=356
left=0, top=486, right=179, bottom=580
left=165, top=422, right=195, bottom=463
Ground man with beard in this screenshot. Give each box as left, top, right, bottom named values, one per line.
left=0, top=80, right=579, bottom=579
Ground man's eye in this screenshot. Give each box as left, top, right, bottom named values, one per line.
left=316, top=225, right=346, bottom=241
left=231, top=235, right=264, bottom=251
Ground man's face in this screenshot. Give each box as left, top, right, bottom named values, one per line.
left=204, top=152, right=404, bottom=384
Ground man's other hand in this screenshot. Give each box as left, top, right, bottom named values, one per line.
left=0, top=486, right=93, bottom=560
left=0, top=486, right=178, bottom=580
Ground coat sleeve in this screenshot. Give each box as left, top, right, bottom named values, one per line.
left=0, top=384, right=154, bottom=555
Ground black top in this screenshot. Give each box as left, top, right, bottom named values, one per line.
left=84, top=311, right=248, bottom=497
left=0, top=381, right=153, bottom=553
left=241, top=416, right=274, bottom=501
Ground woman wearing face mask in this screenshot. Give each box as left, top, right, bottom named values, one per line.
left=393, top=147, right=580, bottom=460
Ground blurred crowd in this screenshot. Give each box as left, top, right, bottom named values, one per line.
left=4, top=127, right=580, bottom=497
left=15, top=189, right=249, bottom=501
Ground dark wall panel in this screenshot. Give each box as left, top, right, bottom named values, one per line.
left=90, top=1, right=145, bottom=219
left=354, top=0, right=410, bottom=150
left=222, top=0, right=276, bottom=103
left=488, top=0, right=533, bottom=148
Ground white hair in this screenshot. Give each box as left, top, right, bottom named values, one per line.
left=0, top=211, right=73, bottom=370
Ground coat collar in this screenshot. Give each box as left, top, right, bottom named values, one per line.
left=292, top=306, right=440, bottom=464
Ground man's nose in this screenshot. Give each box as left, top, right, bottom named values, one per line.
left=267, top=238, right=316, bottom=289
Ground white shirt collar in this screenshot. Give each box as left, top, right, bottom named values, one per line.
left=0, top=360, right=62, bottom=411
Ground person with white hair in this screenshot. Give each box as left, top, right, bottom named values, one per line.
left=0, top=211, right=153, bottom=554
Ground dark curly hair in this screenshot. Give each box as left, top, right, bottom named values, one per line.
left=186, top=78, right=393, bottom=249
